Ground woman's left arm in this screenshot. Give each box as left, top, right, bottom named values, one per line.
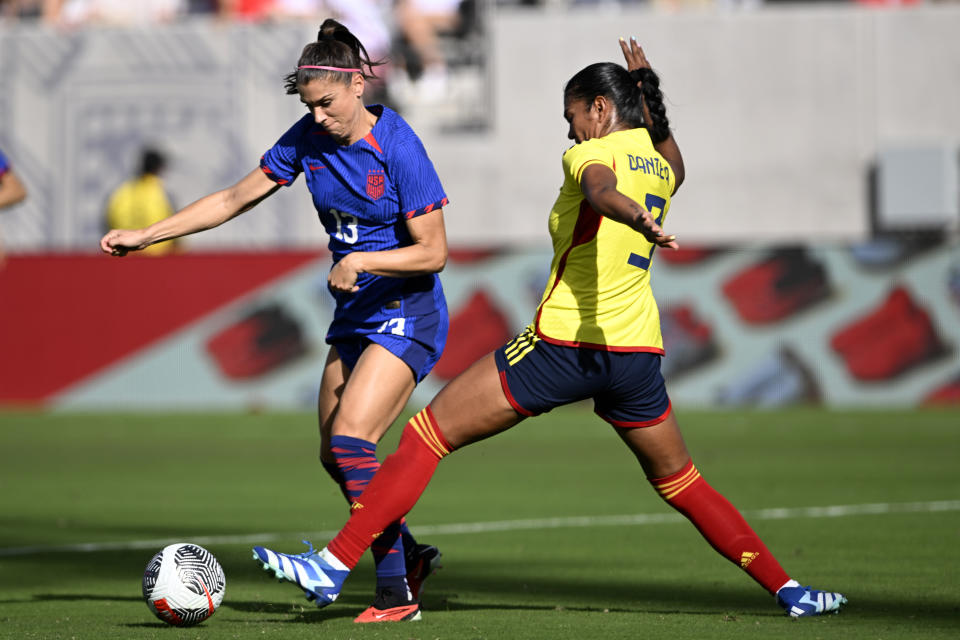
left=619, top=37, right=685, bottom=194
left=328, top=209, right=449, bottom=293
left=580, top=163, right=678, bottom=250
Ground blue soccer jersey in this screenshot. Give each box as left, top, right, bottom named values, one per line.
left=260, top=106, right=449, bottom=342
left=0, top=149, right=10, bottom=178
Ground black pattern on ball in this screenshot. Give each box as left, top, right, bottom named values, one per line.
left=141, top=551, right=162, bottom=599
left=174, top=544, right=226, bottom=597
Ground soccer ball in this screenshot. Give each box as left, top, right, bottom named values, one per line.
left=142, top=543, right=226, bottom=626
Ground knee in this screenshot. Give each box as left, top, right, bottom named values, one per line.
left=644, top=454, right=693, bottom=482
left=330, top=415, right=381, bottom=443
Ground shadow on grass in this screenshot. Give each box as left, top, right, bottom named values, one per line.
left=10, top=555, right=960, bottom=628
left=20, top=584, right=960, bottom=629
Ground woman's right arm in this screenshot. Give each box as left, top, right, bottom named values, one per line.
left=100, top=167, right=279, bottom=255
left=580, top=163, right=678, bottom=250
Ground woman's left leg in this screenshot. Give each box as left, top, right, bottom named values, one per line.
left=615, top=413, right=847, bottom=617
left=614, top=413, right=793, bottom=595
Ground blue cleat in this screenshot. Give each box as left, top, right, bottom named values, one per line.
left=776, top=582, right=847, bottom=618
left=252, top=540, right=350, bottom=607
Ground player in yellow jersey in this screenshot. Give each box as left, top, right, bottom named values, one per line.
left=252, top=38, right=847, bottom=620
left=105, top=149, right=178, bottom=256
left=535, top=83, right=675, bottom=353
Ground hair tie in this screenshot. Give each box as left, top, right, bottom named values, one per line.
left=298, top=65, right=361, bottom=73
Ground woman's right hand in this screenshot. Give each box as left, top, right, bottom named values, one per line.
left=328, top=252, right=362, bottom=293
left=100, top=228, right=151, bottom=256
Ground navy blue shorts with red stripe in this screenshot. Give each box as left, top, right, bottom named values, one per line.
left=493, top=328, right=671, bottom=427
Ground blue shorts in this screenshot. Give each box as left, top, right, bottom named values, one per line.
left=494, top=327, right=671, bottom=427
left=329, top=309, right=448, bottom=383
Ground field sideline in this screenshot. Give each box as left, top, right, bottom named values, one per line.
left=1, top=407, right=958, bottom=639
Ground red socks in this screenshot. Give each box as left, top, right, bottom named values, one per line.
left=327, top=407, right=452, bottom=569
left=326, top=412, right=789, bottom=596
left=650, top=460, right=790, bottom=594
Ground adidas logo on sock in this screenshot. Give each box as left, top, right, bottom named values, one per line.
left=740, top=551, right=759, bottom=568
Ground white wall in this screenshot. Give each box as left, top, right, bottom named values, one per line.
left=1, top=6, right=959, bottom=250
left=420, top=4, right=960, bottom=245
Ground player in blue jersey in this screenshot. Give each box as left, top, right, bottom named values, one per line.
left=0, top=147, right=28, bottom=264
left=0, top=148, right=27, bottom=211
left=100, top=18, right=448, bottom=623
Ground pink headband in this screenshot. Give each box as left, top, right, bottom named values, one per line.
left=298, top=65, right=361, bottom=73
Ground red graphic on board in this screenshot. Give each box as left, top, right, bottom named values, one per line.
left=434, top=289, right=513, bottom=380
left=829, top=286, right=945, bottom=381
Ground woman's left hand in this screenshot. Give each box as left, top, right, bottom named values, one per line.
left=636, top=206, right=679, bottom=250
left=328, top=253, right=362, bottom=293
left=619, top=36, right=651, bottom=73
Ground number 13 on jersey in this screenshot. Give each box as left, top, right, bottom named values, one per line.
left=328, top=208, right=358, bottom=244
left=626, top=193, right=667, bottom=271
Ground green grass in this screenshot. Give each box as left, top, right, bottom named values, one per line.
left=1, top=407, right=958, bottom=639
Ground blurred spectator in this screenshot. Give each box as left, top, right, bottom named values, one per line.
left=55, top=0, right=186, bottom=24
left=184, top=0, right=220, bottom=14
left=572, top=0, right=646, bottom=5
left=105, top=148, right=179, bottom=256
left=394, top=0, right=462, bottom=101
left=325, top=0, right=392, bottom=61
left=0, top=0, right=60, bottom=20
left=854, top=0, right=922, bottom=5
left=217, top=0, right=324, bottom=22
left=270, top=0, right=323, bottom=18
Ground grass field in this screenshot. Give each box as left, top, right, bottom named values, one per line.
left=1, top=407, right=958, bottom=639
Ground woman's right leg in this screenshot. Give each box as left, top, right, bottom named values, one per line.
left=326, top=352, right=523, bottom=569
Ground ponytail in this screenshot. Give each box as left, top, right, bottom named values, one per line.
left=283, top=18, right=385, bottom=94
left=629, top=67, right=670, bottom=144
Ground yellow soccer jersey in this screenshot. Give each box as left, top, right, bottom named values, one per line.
left=106, top=175, right=177, bottom=256
left=534, top=127, right=674, bottom=351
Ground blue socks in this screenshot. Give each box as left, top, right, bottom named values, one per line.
left=326, top=435, right=410, bottom=590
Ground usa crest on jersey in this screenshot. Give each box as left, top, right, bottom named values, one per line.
left=366, top=170, right=385, bottom=200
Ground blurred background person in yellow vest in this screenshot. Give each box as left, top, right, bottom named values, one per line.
left=105, top=147, right=179, bottom=255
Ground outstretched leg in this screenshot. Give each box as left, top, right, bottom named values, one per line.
left=328, top=352, right=524, bottom=567
left=254, top=353, right=521, bottom=610
left=615, top=412, right=846, bottom=617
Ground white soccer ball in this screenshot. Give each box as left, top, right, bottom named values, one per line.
left=142, top=543, right=226, bottom=626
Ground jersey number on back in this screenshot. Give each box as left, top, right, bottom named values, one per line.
left=626, top=193, right=667, bottom=271
left=329, top=208, right=358, bottom=244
